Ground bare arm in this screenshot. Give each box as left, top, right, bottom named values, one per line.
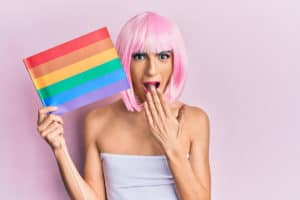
left=53, top=142, right=100, bottom=200
left=81, top=109, right=107, bottom=200
left=37, top=106, right=106, bottom=200
left=165, top=107, right=211, bottom=200
left=142, top=88, right=211, bottom=199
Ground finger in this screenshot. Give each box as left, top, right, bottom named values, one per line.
left=41, top=122, right=59, bottom=138
left=143, top=101, right=154, bottom=127
left=146, top=91, right=160, bottom=126
left=157, top=90, right=172, bottom=118
left=38, top=106, right=58, bottom=123
left=38, top=114, right=63, bottom=132
left=50, top=114, right=64, bottom=124
left=46, top=127, right=63, bottom=141
left=40, top=121, right=58, bottom=137
left=149, top=86, right=166, bottom=121
left=144, top=101, right=165, bottom=143
left=146, top=91, right=165, bottom=133
left=38, top=117, right=55, bottom=133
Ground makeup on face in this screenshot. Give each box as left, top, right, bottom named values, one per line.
left=131, top=50, right=172, bottom=61
left=130, top=50, right=173, bottom=100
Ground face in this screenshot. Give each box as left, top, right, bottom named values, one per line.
left=130, top=50, right=173, bottom=103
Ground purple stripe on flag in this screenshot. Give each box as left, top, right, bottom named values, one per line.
left=51, top=79, right=130, bottom=115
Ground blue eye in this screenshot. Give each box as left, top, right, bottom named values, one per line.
left=158, top=53, right=170, bottom=60
left=132, top=53, right=146, bottom=60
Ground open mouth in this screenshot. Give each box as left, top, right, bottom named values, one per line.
left=143, top=81, right=160, bottom=92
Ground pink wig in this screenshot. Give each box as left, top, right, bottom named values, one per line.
left=115, top=11, right=188, bottom=112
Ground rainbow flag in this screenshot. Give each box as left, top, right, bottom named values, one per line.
left=23, top=27, right=130, bottom=115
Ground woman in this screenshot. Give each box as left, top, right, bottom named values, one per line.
left=37, top=11, right=211, bottom=200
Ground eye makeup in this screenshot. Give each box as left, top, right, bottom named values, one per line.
left=132, top=52, right=147, bottom=60
left=131, top=50, right=172, bottom=61
left=156, top=51, right=171, bottom=60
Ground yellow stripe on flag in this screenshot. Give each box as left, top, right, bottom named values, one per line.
left=33, top=48, right=118, bottom=89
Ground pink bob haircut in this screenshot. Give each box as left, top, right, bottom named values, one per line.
left=115, top=11, right=188, bottom=112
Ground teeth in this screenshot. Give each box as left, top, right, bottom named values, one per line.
left=143, top=82, right=160, bottom=89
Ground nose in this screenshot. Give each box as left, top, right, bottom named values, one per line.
left=145, top=57, right=158, bottom=76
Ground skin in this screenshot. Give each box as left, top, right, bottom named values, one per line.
left=130, top=50, right=173, bottom=103
left=37, top=50, right=211, bottom=200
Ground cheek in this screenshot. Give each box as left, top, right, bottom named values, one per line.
left=162, top=63, right=173, bottom=78
left=130, top=65, right=144, bottom=87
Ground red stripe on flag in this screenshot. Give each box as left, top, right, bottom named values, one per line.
left=24, top=27, right=110, bottom=68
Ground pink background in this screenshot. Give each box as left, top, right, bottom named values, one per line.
left=1, top=0, right=299, bottom=199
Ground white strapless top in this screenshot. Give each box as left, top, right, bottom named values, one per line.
left=100, top=153, right=189, bottom=200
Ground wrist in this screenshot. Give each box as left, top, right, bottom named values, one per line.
left=164, top=144, right=186, bottom=160
left=52, top=139, right=67, bottom=155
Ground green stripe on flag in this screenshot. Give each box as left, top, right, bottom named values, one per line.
left=38, top=58, right=124, bottom=99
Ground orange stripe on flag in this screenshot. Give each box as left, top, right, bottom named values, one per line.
left=24, top=27, right=110, bottom=68
left=28, top=38, right=114, bottom=78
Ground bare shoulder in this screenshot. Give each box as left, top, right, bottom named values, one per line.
left=183, top=104, right=209, bottom=121
left=83, top=101, right=118, bottom=144
left=82, top=103, right=117, bottom=199
left=182, top=104, right=210, bottom=141
left=84, top=104, right=112, bottom=125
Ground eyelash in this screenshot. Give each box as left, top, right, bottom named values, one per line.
left=132, top=53, right=170, bottom=60
left=132, top=53, right=146, bottom=60
left=158, top=54, right=170, bottom=60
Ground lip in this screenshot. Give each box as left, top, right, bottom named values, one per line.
left=143, top=81, right=160, bottom=93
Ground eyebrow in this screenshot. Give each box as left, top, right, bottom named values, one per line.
left=132, top=50, right=172, bottom=56
left=133, top=50, right=171, bottom=53
left=155, top=50, right=172, bottom=55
